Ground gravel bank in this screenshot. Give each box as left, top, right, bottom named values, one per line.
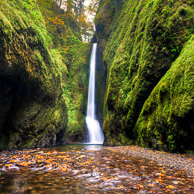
left=106, top=146, right=194, bottom=176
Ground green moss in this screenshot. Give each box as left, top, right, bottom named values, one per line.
left=95, top=0, right=194, bottom=150
left=136, top=36, right=194, bottom=152
left=0, top=0, right=90, bottom=149
left=0, top=0, right=68, bottom=149
left=38, top=0, right=90, bottom=142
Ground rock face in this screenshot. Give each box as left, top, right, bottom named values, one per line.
left=0, top=0, right=88, bottom=149
left=0, top=0, right=67, bottom=149
left=95, top=44, right=107, bottom=128
left=95, top=0, right=194, bottom=151
left=135, top=37, right=194, bottom=152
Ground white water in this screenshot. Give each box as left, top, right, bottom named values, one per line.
left=86, top=43, right=104, bottom=144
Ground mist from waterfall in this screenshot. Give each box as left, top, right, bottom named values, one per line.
left=86, top=43, right=104, bottom=144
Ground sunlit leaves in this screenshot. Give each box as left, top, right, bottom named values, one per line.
left=48, top=16, right=65, bottom=25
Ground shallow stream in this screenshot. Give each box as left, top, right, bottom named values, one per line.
left=0, top=144, right=193, bottom=193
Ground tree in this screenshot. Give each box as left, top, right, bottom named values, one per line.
left=74, top=0, right=85, bottom=19
left=52, top=0, right=94, bottom=41
left=87, top=0, right=100, bottom=15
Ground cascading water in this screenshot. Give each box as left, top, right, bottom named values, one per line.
left=86, top=43, right=104, bottom=144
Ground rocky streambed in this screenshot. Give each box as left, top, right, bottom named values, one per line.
left=0, top=145, right=193, bottom=193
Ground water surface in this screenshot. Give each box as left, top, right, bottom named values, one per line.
left=0, top=144, right=193, bottom=194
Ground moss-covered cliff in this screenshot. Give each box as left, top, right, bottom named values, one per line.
left=38, top=0, right=89, bottom=142
left=95, top=0, right=194, bottom=151
left=0, top=0, right=88, bottom=149
left=136, top=36, right=194, bottom=152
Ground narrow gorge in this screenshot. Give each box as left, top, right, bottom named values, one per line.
left=0, top=0, right=194, bottom=153
left=0, top=0, right=194, bottom=193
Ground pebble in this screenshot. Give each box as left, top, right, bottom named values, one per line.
left=172, top=181, right=179, bottom=185
left=106, top=146, right=194, bottom=176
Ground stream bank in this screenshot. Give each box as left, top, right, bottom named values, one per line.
left=106, top=146, right=194, bottom=176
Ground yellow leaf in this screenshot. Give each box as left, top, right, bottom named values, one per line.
left=101, top=177, right=107, bottom=181
left=166, top=185, right=174, bottom=189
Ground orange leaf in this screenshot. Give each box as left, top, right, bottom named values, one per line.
left=101, top=177, right=107, bottom=181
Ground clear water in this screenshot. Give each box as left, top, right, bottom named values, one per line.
left=0, top=144, right=193, bottom=194
left=86, top=43, right=104, bottom=144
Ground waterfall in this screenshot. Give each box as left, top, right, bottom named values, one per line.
left=86, top=43, right=104, bottom=144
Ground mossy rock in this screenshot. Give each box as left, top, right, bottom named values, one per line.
left=135, top=35, right=194, bottom=152
left=0, top=0, right=67, bottom=149
left=0, top=0, right=90, bottom=149
left=38, top=0, right=90, bottom=142
left=96, top=0, right=194, bottom=151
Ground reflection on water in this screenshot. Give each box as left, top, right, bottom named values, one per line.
left=0, top=144, right=105, bottom=194
left=42, top=144, right=104, bottom=152
left=0, top=144, right=193, bottom=194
